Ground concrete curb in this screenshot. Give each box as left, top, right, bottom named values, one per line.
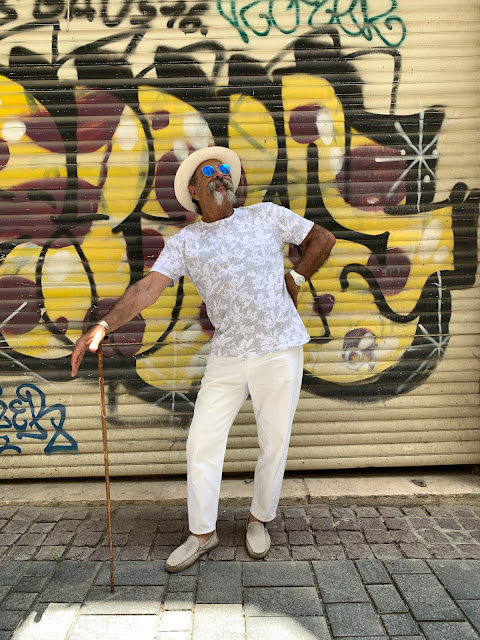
left=1, top=468, right=479, bottom=508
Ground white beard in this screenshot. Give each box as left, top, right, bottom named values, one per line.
left=208, top=178, right=237, bottom=207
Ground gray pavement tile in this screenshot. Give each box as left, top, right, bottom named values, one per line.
left=367, top=584, right=408, bottom=613
left=164, top=591, right=194, bottom=611
left=244, top=586, right=323, bottom=617
left=81, top=585, right=164, bottom=614
left=95, top=560, right=167, bottom=586
left=325, top=602, right=385, bottom=637
left=166, top=574, right=196, bottom=592
left=38, top=562, right=101, bottom=603
left=458, top=600, right=480, bottom=633
left=389, top=637, right=422, bottom=639
left=14, top=576, right=49, bottom=592
left=0, top=609, right=26, bottom=631
left=338, top=637, right=387, bottom=640
left=381, top=612, right=418, bottom=636
left=23, top=562, right=57, bottom=577
left=245, top=616, right=330, bottom=640
left=393, top=573, right=464, bottom=621
left=312, top=560, right=369, bottom=603
left=192, top=604, right=244, bottom=640
left=158, top=610, right=192, bottom=631
left=10, top=603, right=81, bottom=640
left=0, top=590, right=38, bottom=610
left=0, top=632, right=12, bottom=640
left=420, top=621, right=480, bottom=640
left=67, top=614, right=158, bottom=640
left=385, top=559, right=431, bottom=574
left=428, top=560, right=480, bottom=598
left=243, top=561, right=314, bottom=587
left=197, top=562, right=242, bottom=604
left=0, top=561, right=29, bottom=586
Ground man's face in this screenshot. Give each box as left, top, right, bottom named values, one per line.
left=188, top=158, right=236, bottom=209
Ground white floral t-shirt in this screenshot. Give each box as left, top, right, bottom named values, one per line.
left=151, top=202, right=314, bottom=358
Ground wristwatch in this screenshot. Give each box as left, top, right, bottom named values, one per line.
left=95, top=320, right=110, bottom=332
left=289, top=269, right=305, bottom=286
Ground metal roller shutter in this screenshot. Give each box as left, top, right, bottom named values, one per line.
left=0, top=1, right=479, bottom=479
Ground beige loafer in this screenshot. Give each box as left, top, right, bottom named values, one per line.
left=246, top=521, right=271, bottom=559
left=166, top=531, right=219, bottom=573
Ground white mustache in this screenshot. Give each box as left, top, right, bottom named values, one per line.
left=207, top=177, right=237, bottom=205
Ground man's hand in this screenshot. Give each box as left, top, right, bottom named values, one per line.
left=285, top=273, right=301, bottom=308
left=71, top=324, right=106, bottom=377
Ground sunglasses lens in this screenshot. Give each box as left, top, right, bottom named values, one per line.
left=202, top=165, right=215, bottom=177
left=219, top=164, right=230, bottom=175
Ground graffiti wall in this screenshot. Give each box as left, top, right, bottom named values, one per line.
left=1, top=1, right=479, bottom=477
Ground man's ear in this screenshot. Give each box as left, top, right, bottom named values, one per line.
left=188, top=184, right=198, bottom=200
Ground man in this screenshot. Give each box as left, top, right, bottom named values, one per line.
left=71, top=146, right=335, bottom=572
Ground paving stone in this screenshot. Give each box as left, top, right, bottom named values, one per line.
left=450, top=507, right=476, bottom=518
left=0, top=561, right=28, bottom=586
left=36, top=509, right=64, bottom=523
left=0, top=591, right=37, bottom=610
left=379, top=507, right=403, bottom=517
left=150, top=546, right=175, bottom=561
left=306, top=507, right=330, bottom=518
left=72, top=531, right=103, bottom=547
left=354, top=507, right=379, bottom=518
left=355, top=559, right=391, bottom=584
left=381, top=613, right=418, bottom=636
left=389, top=530, right=418, bottom=543
left=0, top=609, right=25, bottom=631
left=101, top=533, right=129, bottom=547
left=402, top=507, right=427, bottom=517
left=367, top=584, right=408, bottom=613
left=284, top=518, right=309, bottom=531
left=0, top=548, right=7, bottom=561
left=317, top=545, right=345, bottom=560
left=332, top=508, right=356, bottom=519
left=64, top=547, right=95, bottom=561
left=96, top=561, right=167, bottom=586
left=234, top=547, right=255, bottom=561
left=0, top=508, right=17, bottom=519
left=383, top=517, right=409, bottom=530
left=13, top=575, right=48, bottom=592
left=435, top=518, right=462, bottom=530
left=457, top=544, right=480, bottom=558
left=52, top=520, right=81, bottom=533
left=164, top=591, right=195, bottom=611
left=420, top=621, right=480, bottom=640
left=269, top=530, right=287, bottom=545
left=35, top=546, right=66, bottom=561
left=389, top=636, right=422, bottom=640
left=360, top=517, right=387, bottom=530
left=428, top=560, right=480, bottom=598
left=23, top=561, right=57, bottom=577
left=283, top=508, right=307, bottom=519
left=120, top=545, right=150, bottom=561
left=458, top=600, right=480, bottom=633
left=245, top=616, right=330, bottom=640
left=206, top=545, right=235, bottom=561
left=0, top=533, right=20, bottom=546
left=2, top=522, right=29, bottom=535
left=370, top=544, right=403, bottom=560
left=67, top=614, right=157, bottom=640
left=385, top=559, right=431, bottom=574
left=0, top=631, right=12, bottom=640
left=244, top=586, right=323, bottom=617
left=166, top=575, right=196, bottom=592
left=11, top=603, right=81, bottom=640
left=408, top=517, right=432, bottom=529
left=291, top=545, right=322, bottom=560
left=287, top=530, right=314, bottom=545
left=15, top=533, right=47, bottom=547
left=314, top=531, right=339, bottom=545
left=158, top=521, right=184, bottom=533
left=419, top=529, right=449, bottom=544
left=192, top=604, right=244, bottom=640
left=243, top=561, right=313, bottom=587
left=431, top=544, right=463, bottom=559
left=344, top=543, right=374, bottom=559
left=426, top=506, right=452, bottom=517
left=155, top=532, right=183, bottom=546
left=364, top=529, right=394, bottom=544
left=338, top=530, right=365, bottom=543
left=0, top=586, right=9, bottom=602
left=158, top=610, right=192, bottom=631
left=313, top=560, right=368, bottom=603
left=398, top=543, right=432, bottom=558
left=264, top=546, right=290, bottom=561
left=4, top=546, right=36, bottom=561
left=81, top=585, right=164, bottom=614
left=43, top=531, right=75, bottom=546
left=335, top=519, right=361, bottom=531
left=197, top=562, right=242, bottom=603
left=325, top=602, right=385, bottom=637
left=310, top=517, right=334, bottom=531
left=393, top=573, right=464, bottom=621
left=38, top=562, right=101, bottom=602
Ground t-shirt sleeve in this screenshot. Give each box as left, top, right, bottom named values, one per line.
left=150, top=231, right=187, bottom=286
left=271, top=204, right=314, bottom=245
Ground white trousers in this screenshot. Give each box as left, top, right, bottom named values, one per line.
left=186, top=345, right=304, bottom=534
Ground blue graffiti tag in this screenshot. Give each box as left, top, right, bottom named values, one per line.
left=0, top=384, right=78, bottom=455
left=217, top=0, right=406, bottom=45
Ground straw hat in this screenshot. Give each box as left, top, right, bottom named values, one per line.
left=174, top=146, right=242, bottom=212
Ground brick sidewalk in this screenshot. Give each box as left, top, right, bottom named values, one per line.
left=1, top=504, right=480, bottom=639
left=1, top=504, right=480, bottom=563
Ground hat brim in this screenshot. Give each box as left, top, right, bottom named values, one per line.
left=174, top=146, right=242, bottom=213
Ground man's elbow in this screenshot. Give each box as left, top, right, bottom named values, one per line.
left=312, top=224, right=336, bottom=254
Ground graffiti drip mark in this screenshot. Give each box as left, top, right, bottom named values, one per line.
left=0, top=383, right=77, bottom=455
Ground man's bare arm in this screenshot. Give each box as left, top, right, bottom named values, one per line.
left=285, top=224, right=336, bottom=307
left=71, top=271, right=172, bottom=377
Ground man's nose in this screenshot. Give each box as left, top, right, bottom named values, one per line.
left=212, top=166, right=224, bottom=179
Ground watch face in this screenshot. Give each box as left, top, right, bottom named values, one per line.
left=292, top=272, right=305, bottom=285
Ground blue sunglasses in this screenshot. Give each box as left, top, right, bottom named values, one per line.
left=201, top=164, right=231, bottom=177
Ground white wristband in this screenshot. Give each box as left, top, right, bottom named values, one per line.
left=95, top=320, right=110, bottom=332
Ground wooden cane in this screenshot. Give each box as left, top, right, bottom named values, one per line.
left=97, top=343, right=115, bottom=593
